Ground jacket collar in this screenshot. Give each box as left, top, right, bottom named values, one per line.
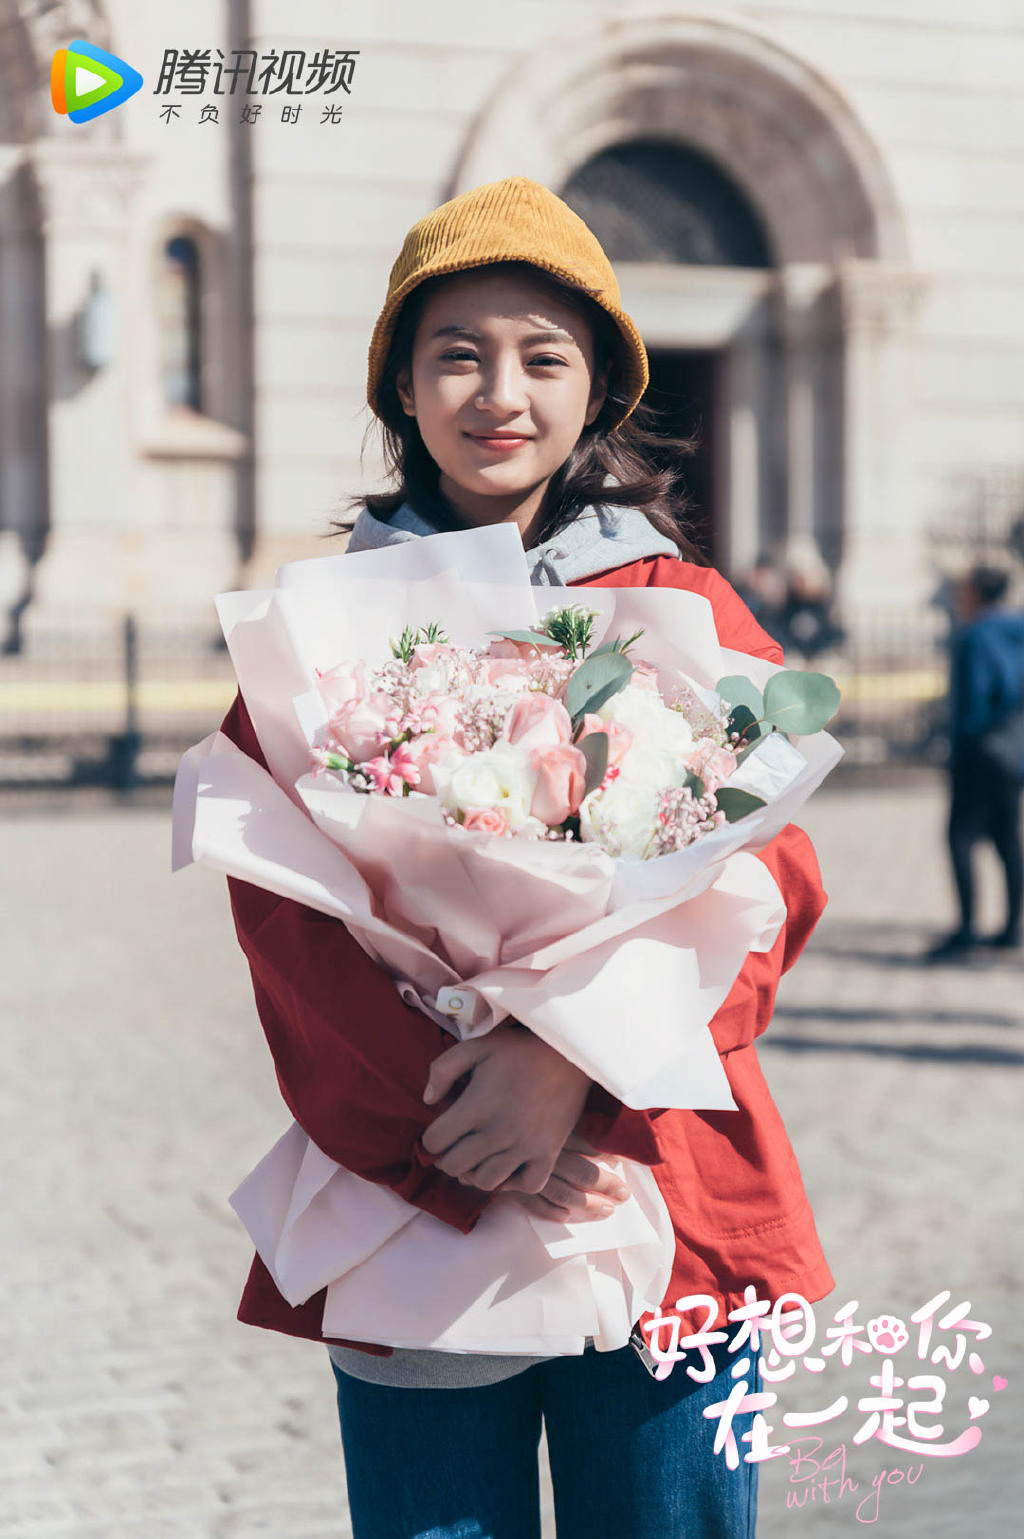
left=345, top=498, right=681, bottom=586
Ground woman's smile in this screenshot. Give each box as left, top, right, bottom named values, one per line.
left=464, top=430, right=532, bottom=452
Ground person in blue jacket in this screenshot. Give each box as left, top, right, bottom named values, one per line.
left=928, top=565, right=1024, bottom=958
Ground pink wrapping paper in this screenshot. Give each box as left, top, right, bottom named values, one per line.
left=172, top=524, right=843, bottom=1353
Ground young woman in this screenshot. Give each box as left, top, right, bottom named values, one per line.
left=220, top=176, right=833, bottom=1539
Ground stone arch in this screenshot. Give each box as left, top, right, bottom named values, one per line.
left=450, top=11, right=919, bottom=601
left=450, top=9, right=907, bottom=265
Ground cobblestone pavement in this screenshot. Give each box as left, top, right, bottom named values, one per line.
left=2, top=777, right=1021, bottom=1538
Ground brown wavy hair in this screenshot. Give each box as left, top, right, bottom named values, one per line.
left=335, top=260, right=706, bottom=562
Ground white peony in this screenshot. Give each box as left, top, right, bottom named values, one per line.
left=613, top=742, right=684, bottom=788
left=578, top=776, right=662, bottom=860
left=600, top=684, right=696, bottom=783
left=440, top=742, right=538, bottom=829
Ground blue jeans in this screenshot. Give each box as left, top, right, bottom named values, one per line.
left=331, top=1333, right=760, bottom=1539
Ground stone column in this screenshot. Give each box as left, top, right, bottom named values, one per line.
left=833, top=260, right=926, bottom=620
left=0, top=147, right=48, bottom=650
left=777, top=262, right=843, bottom=570
left=21, top=141, right=150, bottom=636
left=720, top=290, right=780, bottom=576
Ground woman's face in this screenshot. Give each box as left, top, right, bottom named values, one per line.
left=395, top=266, right=609, bottom=527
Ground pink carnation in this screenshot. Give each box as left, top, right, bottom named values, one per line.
left=361, top=754, right=415, bottom=797
left=417, top=691, right=462, bottom=738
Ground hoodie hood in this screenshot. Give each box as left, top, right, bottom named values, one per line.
left=345, top=499, right=681, bottom=586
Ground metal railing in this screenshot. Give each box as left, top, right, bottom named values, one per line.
left=0, top=612, right=951, bottom=790
left=0, top=616, right=237, bottom=789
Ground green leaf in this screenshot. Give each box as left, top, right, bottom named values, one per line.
left=565, top=651, right=634, bottom=723
left=486, top=628, right=555, bottom=650
left=762, top=670, right=841, bottom=735
left=727, top=703, right=763, bottom=744
left=715, top=787, right=768, bottom=823
left=716, top=675, right=763, bottom=716
left=578, top=732, right=609, bottom=796
left=591, top=627, right=646, bottom=659
left=390, top=623, right=417, bottom=663
left=683, top=769, right=706, bottom=800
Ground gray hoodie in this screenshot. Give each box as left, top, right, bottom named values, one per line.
left=345, top=497, right=682, bottom=585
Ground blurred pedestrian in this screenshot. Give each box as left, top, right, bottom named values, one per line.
left=735, top=552, right=786, bottom=649
left=778, top=537, right=844, bottom=665
left=926, top=565, right=1024, bottom=959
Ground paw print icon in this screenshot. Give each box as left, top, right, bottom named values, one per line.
left=867, top=1315, right=910, bottom=1355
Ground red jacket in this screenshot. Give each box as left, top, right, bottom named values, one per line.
left=220, top=555, right=834, bottom=1354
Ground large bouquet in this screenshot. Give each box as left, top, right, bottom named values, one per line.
left=173, top=524, right=842, bottom=1355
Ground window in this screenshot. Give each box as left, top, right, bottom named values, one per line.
left=160, top=234, right=203, bottom=409
left=561, top=140, right=772, bottom=269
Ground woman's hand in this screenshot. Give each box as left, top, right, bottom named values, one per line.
left=499, top=1132, right=632, bottom=1223
left=420, top=1023, right=595, bottom=1195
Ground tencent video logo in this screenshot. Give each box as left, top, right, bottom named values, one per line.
left=51, top=40, right=143, bottom=123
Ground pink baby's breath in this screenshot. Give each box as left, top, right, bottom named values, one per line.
left=647, top=783, right=723, bottom=856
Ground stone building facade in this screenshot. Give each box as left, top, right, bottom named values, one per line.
left=1, top=0, right=1022, bottom=649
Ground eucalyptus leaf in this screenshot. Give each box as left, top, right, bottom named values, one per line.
left=727, top=703, right=763, bottom=744
left=762, top=670, right=841, bottom=735
left=716, top=674, right=763, bottom=717
left=715, top=787, right=768, bottom=823
left=486, top=628, right=555, bottom=649
left=578, top=732, right=609, bottom=796
left=565, top=651, right=633, bottom=723
left=683, top=769, right=706, bottom=800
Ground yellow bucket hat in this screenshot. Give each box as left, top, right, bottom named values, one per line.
left=366, top=175, right=649, bottom=430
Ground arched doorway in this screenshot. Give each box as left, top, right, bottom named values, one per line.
left=450, top=9, right=921, bottom=611
left=562, top=140, right=774, bottom=564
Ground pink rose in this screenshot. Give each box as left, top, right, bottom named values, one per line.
left=410, top=642, right=470, bottom=676
left=577, top=713, right=633, bottom=768
left=487, top=637, right=562, bottom=662
left=631, top=659, right=661, bottom=692
left=481, top=657, right=533, bottom=691
left=685, top=739, right=738, bottom=787
left=462, top=806, right=512, bottom=836
left=326, top=691, right=396, bottom=762
left=398, top=732, right=466, bottom=795
left=529, top=744, right=588, bottom=826
left=316, top=660, right=367, bottom=714
left=502, top=692, right=573, bottom=755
